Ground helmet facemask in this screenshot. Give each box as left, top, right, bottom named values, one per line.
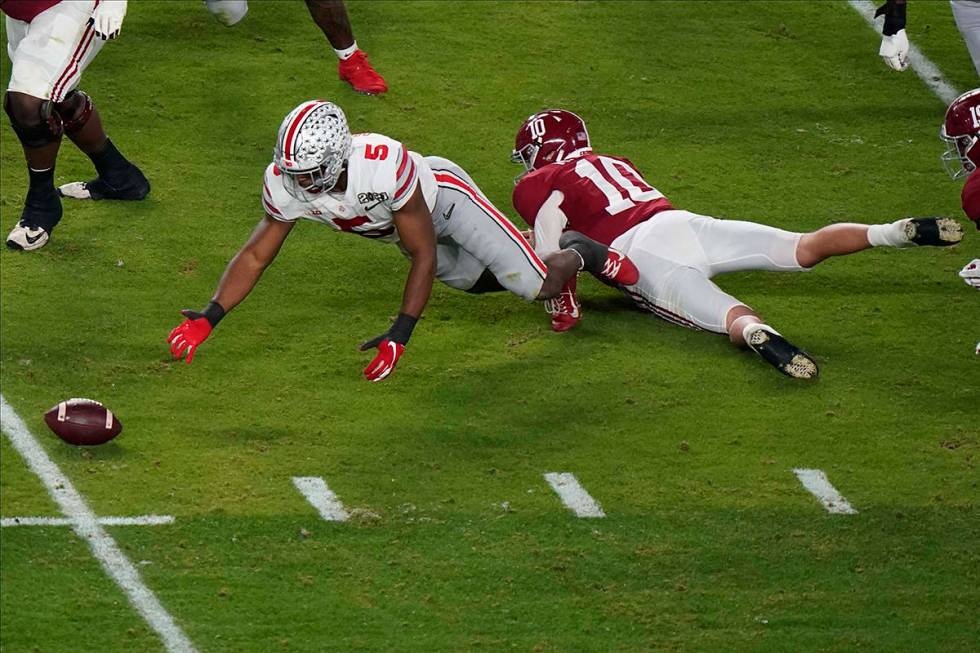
left=278, top=160, right=347, bottom=201
left=940, top=124, right=978, bottom=180
left=511, top=142, right=540, bottom=180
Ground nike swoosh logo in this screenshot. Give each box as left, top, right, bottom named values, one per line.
left=24, top=232, right=44, bottom=245
left=442, top=204, right=455, bottom=220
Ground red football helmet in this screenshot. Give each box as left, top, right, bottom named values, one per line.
left=941, top=88, right=980, bottom=180
left=512, top=109, right=592, bottom=174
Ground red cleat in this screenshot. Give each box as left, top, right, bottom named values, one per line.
left=545, top=278, right=581, bottom=332
left=598, top=248, right=639, bottom=286
left=338, top=50, right=388, bottom=95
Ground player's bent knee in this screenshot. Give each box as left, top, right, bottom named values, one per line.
left=465, top=269, right=506, bottom=294
left=4, top=92, right=63, bottom=147
left=54, top=90, right=94, bottom=135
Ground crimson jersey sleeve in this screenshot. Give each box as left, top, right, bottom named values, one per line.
left=513, top=153, right=673, bottom=246
left=512, top=166, right=561, bottom=227
left=962, top=169, right=980, bottom=229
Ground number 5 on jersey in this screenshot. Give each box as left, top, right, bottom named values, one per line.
left=365, top=144, right=389, bottom=160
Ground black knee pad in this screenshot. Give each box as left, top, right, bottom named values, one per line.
left=55, top=90, right=93, bottom=135
left=4, top=93, right=63, bottom=148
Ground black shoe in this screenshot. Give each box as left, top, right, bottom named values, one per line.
left=746, top=328, right=818, bottom=379
left=58, top=165, right=150, bottom=201
left=903, top=217, right=963, bottom=247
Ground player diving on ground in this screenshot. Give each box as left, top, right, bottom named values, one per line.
left=167, top=100, right=637, bottom=381
left=510, top=109, right=965, bottom=379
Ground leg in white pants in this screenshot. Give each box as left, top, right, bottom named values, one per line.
left=951, top=0, right=980, bottom=76
left=612, top=210, right=807, bottom=334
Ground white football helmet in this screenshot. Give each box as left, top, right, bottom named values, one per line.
left=274, top=100, right=352, bottom=201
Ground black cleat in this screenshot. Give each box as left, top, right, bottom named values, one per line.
left=903, top=217, right=963, bottom=247
left=746, top=328, right=818, bottom=379
left=59, top=165, right=150, bottom=201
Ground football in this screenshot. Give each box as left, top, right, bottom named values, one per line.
left=43, top=398, right=123, bottom=446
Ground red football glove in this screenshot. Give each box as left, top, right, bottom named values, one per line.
left=361, top=338, right=405, bottom=382
left=167, top=309, right=213, bottom=364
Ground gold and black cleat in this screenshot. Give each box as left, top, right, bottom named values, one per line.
left=903, top=217, right=963, bottom=247
left=747, top=328, right=818, bottom=380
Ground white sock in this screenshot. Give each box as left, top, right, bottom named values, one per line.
left=334, top=42, right=358, bottom=61
left=867, top=219, right=911, bottom=248
left=742, top=322, right=779, bottom=344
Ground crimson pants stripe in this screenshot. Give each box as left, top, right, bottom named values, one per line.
left=625, top=288, right=702, bottom=330
left=51, top=20, right=97, bottom=101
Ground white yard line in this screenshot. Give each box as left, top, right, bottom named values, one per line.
left=2, top=515, right=175, bottom=527
left=292, top=476, right=350, bottom=522
left=793, top=468, right=859, bottom=514
left=543, top=472, right=606, bottom=518
left=0, top=395, right=197, bottom=653
left=848, top=0, right=961, bottom=104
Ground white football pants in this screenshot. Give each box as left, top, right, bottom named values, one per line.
left=424, top=156, right=547, bottom=301
left=952, top=0, right=980, bottom=76
left=610, top=210, right=808, bottom=333
left=5, top=1, right=105, bottom=101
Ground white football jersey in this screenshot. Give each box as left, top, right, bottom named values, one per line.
left=262, top=133, right=438, bottom=243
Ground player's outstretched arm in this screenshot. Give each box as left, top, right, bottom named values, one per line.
left=358, top=187, right=436, bottom=382
left=168, top=215, right=295, bottom=364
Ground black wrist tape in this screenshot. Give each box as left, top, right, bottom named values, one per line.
left=202, top=301, right=226, bottom=327
left=875, top=1, right=906, bottom=36
left=388, top=312, right=418, bottom=345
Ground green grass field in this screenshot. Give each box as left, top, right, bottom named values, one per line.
left=2, top=1, right=978, bottom=651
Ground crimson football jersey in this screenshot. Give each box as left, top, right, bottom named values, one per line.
left=962, top=168, right=980, bottom=228
left=512, top=153, right=673, bottom=246
left=0, top=0, right=62, bottom=22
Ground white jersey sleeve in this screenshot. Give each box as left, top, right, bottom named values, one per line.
left=532, top=190, right=568, bottom=256
left=388, top=145, right=420, bottom=211
left=261, top=163, right=306, bottom=222
left=349, top=134, right=437, bottom=215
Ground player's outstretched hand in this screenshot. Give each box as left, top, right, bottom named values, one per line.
left=90, top=0, right=127, bottom=40
left=167, top=310, right=213, bottom=364
left=959, top=259, right=980, bottom=289
left=879, top=29, right=909, bottom=71
left=359, top=337, right=405, bottom=382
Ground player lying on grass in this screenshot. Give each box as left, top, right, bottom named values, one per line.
left=511, top=109, right=965, bottom=379
left=168, top=100, right=637, bottom=381
left=938, top=88, right=980, bottom=353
